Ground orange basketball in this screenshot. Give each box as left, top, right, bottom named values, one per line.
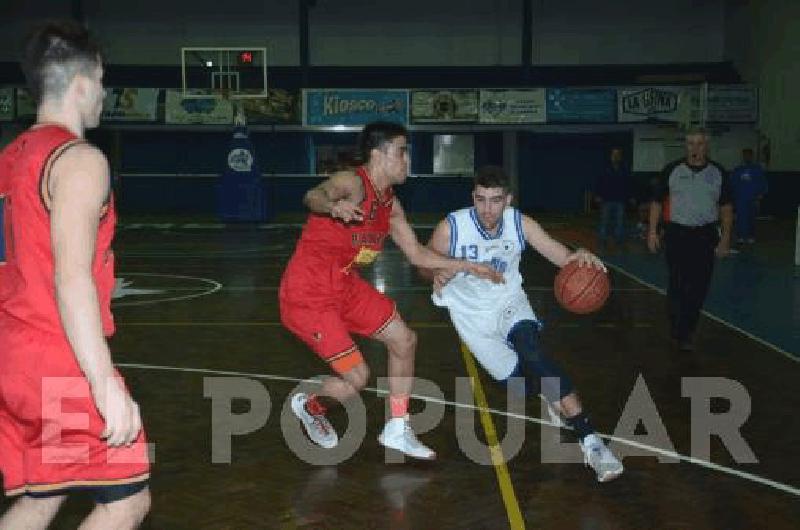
left=554, top=261, right=610, bottom=314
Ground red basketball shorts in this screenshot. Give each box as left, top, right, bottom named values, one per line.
left=280, top=267, right=396, bottom=374
left=0, top=330, right=150, bottom=497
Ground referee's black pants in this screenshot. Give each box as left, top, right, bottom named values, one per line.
left=663, top=222, right=719, bottom=341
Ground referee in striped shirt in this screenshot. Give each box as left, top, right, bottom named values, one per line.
left=648, top=129, right=734, bottom=351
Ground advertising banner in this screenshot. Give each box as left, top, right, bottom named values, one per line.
left=102, top=88, right=159, bottom=121
left=165, top=90, right=234, bottom=125
left=707, top=85, right=757, bottom=122
left=304, top=89, right=408, bottom=126
left=0, top=88, right=13, bottom=121
left=411, top=89, right=478, bottom=123
left=617, top=86, right=701, bottom=123
left=546, top=88, right=616, bottom=123
left=479, top=89, right=546, bottom=124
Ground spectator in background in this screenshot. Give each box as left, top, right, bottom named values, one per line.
left=593, top=147, right=632, bottom=249
left=635, top=175, right=659, bottom=240
left=730, top=148, right=768, bottom=244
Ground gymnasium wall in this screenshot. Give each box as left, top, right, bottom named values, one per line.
left=722, top=0, right=800, bottom=219
left=633, top=125, right=758, bottom=173
left=725, top=0, right=800, bottom=172
left=2, top=0, right=726, bottom=66
left=101, top=128, right=499, bottom=216
left=2, top=1, right=796, bottom=217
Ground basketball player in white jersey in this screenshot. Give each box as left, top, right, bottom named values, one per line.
left=420, top=166, right=623, bottom=482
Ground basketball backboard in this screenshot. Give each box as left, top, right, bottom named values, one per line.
left=181, top=47, right=267, bottom=100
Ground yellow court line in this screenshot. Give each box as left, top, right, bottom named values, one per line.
left=459, top=343, right=525, bottom=530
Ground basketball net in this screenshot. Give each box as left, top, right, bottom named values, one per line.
left=233, top=101, right=247, bottom=127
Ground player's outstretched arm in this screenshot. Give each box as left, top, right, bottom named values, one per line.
left=521, top=214, right=605, bottom=270
left=417, top=218, right=450, bottom=281
left=417, top=218, right=458, bottom=292
left=521, top=214, right=571, bottom=266
left=51, top=144, right=141, bottom=447
left=303, top=170, right=364, bottom=222
left=390, top=201, right=503, bottom=284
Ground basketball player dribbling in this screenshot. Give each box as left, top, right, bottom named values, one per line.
left=0, top=21, right=150, bottom=528
left=420, top=166, right=623, bottom=482
left=280, top=122, right=503, bottom=460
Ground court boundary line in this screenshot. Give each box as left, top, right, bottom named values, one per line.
left=114, top=285, right=651, bottom=293
left=459, top=343, right=525, bottom=529
left=116, top=362, right=800, bottom=498
left=600, top=261, right=799, bottom=363
left=118, top=321, right=453, bottom=328
left=116, top=321, right=654, bottom=330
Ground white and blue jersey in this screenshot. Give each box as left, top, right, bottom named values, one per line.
left=433, top=206, right=540, bottom=380
left=434, top=206, right=526, bottom=312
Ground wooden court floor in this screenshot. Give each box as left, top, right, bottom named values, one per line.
left=1, top=222, right=798, bottom=529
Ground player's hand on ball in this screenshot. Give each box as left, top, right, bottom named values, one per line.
left=566, top=248, right=606, bottom=272
left=330, top=199, right=364, bottom=223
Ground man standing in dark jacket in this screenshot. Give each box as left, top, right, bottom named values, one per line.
left=593, top=147, right=631, bottom=248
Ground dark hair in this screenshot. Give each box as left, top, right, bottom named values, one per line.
left=22, top=20, right=102, bottom=104
left=474, top=165, right=511, bottom=191
left=358, top=121, right=408, bottom=163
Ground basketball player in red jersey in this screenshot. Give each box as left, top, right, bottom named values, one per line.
left=281, top=121, right=503, bottom=460
left=0, top=21, right=150, bottom=528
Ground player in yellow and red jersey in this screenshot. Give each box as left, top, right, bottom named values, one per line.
left=280, top=121, right=502, bottom=460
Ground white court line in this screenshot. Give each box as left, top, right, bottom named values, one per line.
left=602, top=261, right=799, bottom=363
left=122, top=249, right=406, bottom=259
left=120, top=222, right=569, bottom=231
left=121, top=254, right=283, bottom=259
left=116, top=362, right=800, bottom=499
left=255, top=223, right=442, bottom=230
left=122, top=247, right=274, bottom=257
left=120, top=222, right=439, bottom=230
left=113, top=273, right=222, bottom=307
left=112, top=285, right=651, bottom=293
